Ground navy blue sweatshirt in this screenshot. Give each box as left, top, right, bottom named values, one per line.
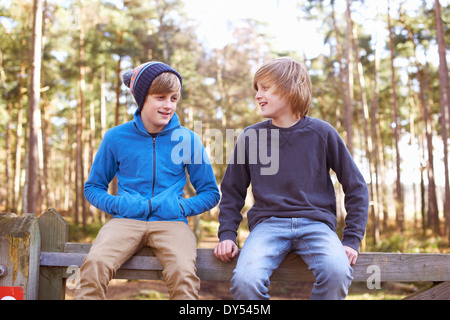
left=218, top=116, right=369, bottom=251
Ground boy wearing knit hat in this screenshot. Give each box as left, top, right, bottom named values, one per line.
left=74, top=62, right=220, bottom=300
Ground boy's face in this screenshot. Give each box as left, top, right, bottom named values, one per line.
left=141, top=90, right=180, bottom=133
left=255, top=81, right=296, bottom=125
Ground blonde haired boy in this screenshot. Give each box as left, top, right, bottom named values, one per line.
left=214, top=57, right=369, bottom=300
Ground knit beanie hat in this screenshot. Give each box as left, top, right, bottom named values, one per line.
left=122, top=61, right=183, bottom=112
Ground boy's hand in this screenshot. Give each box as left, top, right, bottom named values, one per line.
left=343, top=245, right=358, bottom=266
left=214, top=240, right=239, bottom=263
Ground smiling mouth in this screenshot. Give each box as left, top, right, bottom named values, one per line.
left=259, top=102, right=268, bottom=109
left=159, top=111, right=171, bottom=117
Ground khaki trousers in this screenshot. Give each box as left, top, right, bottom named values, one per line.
left=73, top=218, right=200, bottom=300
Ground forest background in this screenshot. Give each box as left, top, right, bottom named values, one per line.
left=1, top=0, right=449, bottom=257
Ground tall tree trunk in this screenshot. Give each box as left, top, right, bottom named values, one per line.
left=343, top=0, right=354, bottom=154
left=388, top=1, right=404, bottom=232
left=434, top=0, right=450, bottom=239
left=76, top=0, right=87, bottom=228
left=400, top=9, right=440, bottom=235
left=13, top=51, right=26, bottom=213
left=371, top=4, right=387, bottom=230
left=27, top=0, right=44, bottom=215
left=423, top=63, right=441, bottom=235
left=115, top=31, right=123, bottom=128
left=88, top=100, right=95, bottom=170
left=100, top=65, right=107, bottom=140
left=407, top=77, right=419, bottom=229
left=64, top=118, right=73, bottom=213
left=1, top=48, right=10, bottom=211
left=111, top=32, right=123, bottom=197
left=39, top=0, right=49, bottom=214
left=331, top=0, right=349, bottom=142
left=5, top=102, right=12, bottom=211
left=88, top=100, right=97, bottom=221
left=352, top=26, right=378, bottom=243
left=155, top=0, right=171, bottom=64
left=41, top=94, right=50, bottom=213
left=99, top=65, right=107, bottom=223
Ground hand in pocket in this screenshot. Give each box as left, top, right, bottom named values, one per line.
left=117, top=192, right=150, bottom=219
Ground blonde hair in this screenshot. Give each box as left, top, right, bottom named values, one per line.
left=253, top=57, right=312, bottom=117
left=148, top=72, right=181, bottom=95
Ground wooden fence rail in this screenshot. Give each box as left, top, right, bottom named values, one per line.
left=1, top=208, right=450, bottom=300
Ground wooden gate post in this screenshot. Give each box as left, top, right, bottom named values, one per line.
left=38, top=208, right=68, bottom=300
left=0, top=213, right=40, bottom=300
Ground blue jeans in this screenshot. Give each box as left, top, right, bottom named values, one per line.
left=231, top=217, right=353, bottom=300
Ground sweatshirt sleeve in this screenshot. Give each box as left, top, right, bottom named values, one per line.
left=181, top=133, right=220, bottom=216
left=326, top=127, right=369, bottom=251
left=217, top=132, right=251, bottom=243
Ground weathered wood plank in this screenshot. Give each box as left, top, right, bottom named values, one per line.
left=61, top=244, right=310, bottom=281
left=403, top=282, right=450, bottom=300
left=0, top=213, right=40, bottom=300
left=41, top=252, right=163, bottom=270
left=37, top=208, right=69, bottom=300
left=64, top=242, right=154, bottom=255
left=41, top=245, right=450, bottom=283
left=353, top=252, right=450, bottom=282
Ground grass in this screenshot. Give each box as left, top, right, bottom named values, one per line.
left=346, top=282, right=431, bottom=300
left=362, top=224, right=449, bottom=254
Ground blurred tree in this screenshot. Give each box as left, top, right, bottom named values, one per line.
left=27, top=0, right=44, bottom=215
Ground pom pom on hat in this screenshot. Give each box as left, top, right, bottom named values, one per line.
left=122, top=61, right=182, bottom=112
left=122, top=70, right=133, bottom=88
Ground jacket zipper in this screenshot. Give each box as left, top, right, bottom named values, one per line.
left=146, top=135, right=157, bottom=221
left=152, top=136, right=156, bottom=198
left=133, top=117, right=181, bottom=220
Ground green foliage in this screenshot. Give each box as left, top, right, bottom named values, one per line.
left=199, top=219, right=219, bottom=238
left=68, top=219, right=104, bottom=243
left=365, top=224, right=449, bottom=253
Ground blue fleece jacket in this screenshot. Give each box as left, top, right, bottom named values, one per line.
left=218, top=117, right=369, bottom=251
left=84, top=110, right=220, bottom=223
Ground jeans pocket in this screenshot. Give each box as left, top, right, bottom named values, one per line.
left=255, top=216, right=279, bottom=227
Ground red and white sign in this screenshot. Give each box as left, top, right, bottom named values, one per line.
left=0, top=287, right=24, bottom=300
